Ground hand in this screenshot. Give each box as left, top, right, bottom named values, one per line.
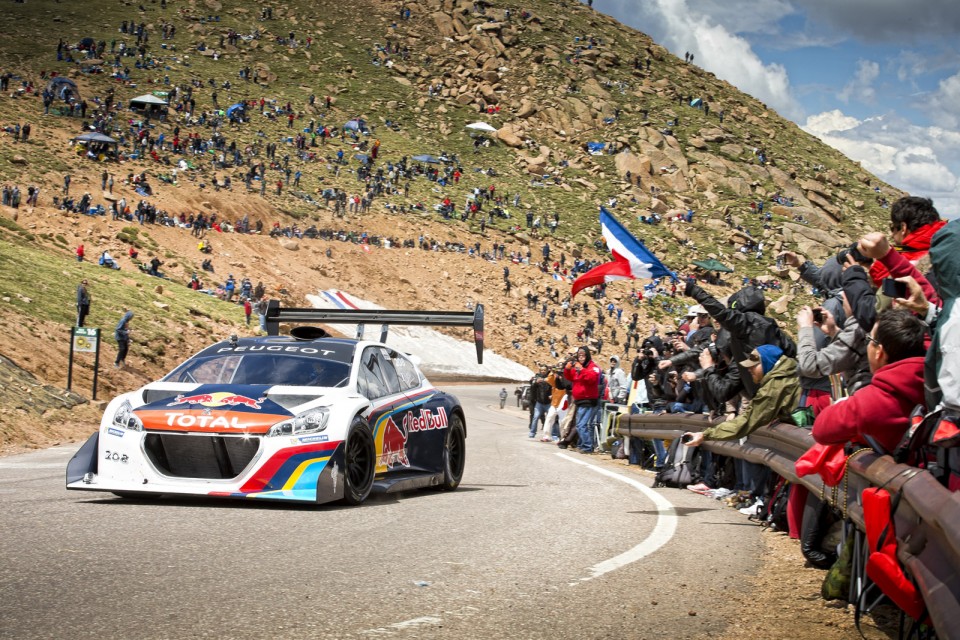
left=682, top=432, right=704, bottom=447
left=796, top=306, right=814, bottom=329
left=684, top=278, right=696, bottom=297
left=858, top=232, right=890, bottom=260
left=779, top=251, right=803, bottom=268
left=841, top=290, right=853, bottom=322
left=658, top=359, right=673, bottom=370
left=820, top=307, right=838, bottom=337
left=673, top=339, right=689, bottom=352
left=893, top=276, right=930, bottom=316
left=681, top=371, right=697, bottom=383
left=840, top=253, right=857, bottom=271
left=699, top=348, right=715, bottom=368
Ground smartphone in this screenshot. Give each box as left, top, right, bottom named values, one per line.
left=812, top=308, right=823, bottom=323
left=881, top=278, right=908, bottom=298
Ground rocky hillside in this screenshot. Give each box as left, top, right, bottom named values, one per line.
left=0, top=0, right=902, bottom=450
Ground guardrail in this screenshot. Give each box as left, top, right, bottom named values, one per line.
left=617, top=414, right=960, bottom=640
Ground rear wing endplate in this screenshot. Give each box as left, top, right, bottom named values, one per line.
left=265, top=300, right=485, bottom=364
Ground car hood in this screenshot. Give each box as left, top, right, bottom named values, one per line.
left=133, top=384, right=309, bottom=435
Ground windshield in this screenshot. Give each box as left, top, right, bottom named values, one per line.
left=164, top=354, right=352, bottom=388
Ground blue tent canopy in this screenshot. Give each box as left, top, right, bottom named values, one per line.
left=690, top=98, right=703, bottom=107
left=343, top=118, right=367, bottom=131
left=586, top=142, right=606, bottom=155
left=355, top=153, right=370, bottom=163
left=412, top=154, right=440, bottom=164
left=226, top=103, right=245, bottom=117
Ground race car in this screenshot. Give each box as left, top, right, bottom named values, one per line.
left=66, top=302, right=484, bottom=505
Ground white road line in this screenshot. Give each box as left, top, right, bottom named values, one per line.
left=557, top=453, right=678, bottom=583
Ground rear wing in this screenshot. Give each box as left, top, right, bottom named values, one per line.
left=265, top=300, right=485, bottom=364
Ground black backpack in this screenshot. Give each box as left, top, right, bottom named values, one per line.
left=756, top=474, right=790, bottom=531
left=894, top=407, right=960, bottom=492
left=654, top=438, right=702, bottom=488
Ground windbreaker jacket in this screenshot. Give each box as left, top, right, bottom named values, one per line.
left=812, top=356, right=926, bottom=453
left=926, top=219, right=960, bottom=412
left=796, top=317, right=871, bottom=394
left=563, top=360, right=601, bottom=404
left=869, top=219, right=948, bottom=286
left=701, top=356, right=800, bottom=441
left=688, top=283, right=796, bottom=398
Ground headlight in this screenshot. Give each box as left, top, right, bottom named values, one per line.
left=112, top=399, right=144, bottom=432
left=266, top=408, right=330, bottom=437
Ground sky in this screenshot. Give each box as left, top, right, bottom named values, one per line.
left=598, top=0, right=960, bottom=218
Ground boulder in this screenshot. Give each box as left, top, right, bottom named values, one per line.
left=614, top=150, right=652, bottom=178
left=497, top=127, right=523, bottom=147
left=278, top=238, right=300, bottom=251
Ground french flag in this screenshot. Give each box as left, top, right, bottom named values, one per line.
left=571, top=207, right=676, bottom=298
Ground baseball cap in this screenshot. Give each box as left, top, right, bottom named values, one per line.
left=739, top=349, right=762, bottom=369
left=690, top=304, right=708, bottom=315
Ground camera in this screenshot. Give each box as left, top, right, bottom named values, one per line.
left=643, top=349, right=654, bottom=357
left=706, top=343, right=719, bottom=360
left=812, top=308, right=823, bottom=323
left=681, top=433, right=694, bottom=444
left=881, top=278, right=908, bottom=299
left=837, top=243, right=871, bottom=266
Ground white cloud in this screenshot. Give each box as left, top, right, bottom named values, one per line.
left=926, top=71, right=960, bottom=129
left=803, top=111, right=960, bottom=217
left=803, top=109, right=861, bottom=135
left=837, top=59, right=879, bottom=104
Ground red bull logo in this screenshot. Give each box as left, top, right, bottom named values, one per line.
left=379, top=416, right=409, bottom=469
left=168, top=392, right=266, bottom=410
left=403, top=407, right=448, bottom=433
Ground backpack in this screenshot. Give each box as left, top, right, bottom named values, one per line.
left=894, top=407, right=960, bottom=492
left=756, top=474, right=790, bottom=531
left=654, top=438, right=702, bottom=488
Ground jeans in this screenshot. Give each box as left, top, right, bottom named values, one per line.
left=539, top=405, right=561, bottom=439
left=575, top=402, right=599, bottom=451
left=529, top=401, right=550, bottom=436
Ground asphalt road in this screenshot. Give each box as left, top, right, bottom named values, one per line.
left=0, top=384, right=761, bottom=640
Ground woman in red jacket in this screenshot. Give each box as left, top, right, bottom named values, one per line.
left=563, top=346, right=602, bottom=453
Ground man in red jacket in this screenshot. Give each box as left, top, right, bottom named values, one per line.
left=869, top=196, right=946, bottom=286
left=812, top=308, right=927, bottom=453
left=563, top=346, right=602, bottom=453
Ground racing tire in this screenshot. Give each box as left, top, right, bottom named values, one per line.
left=436, top=414, right=466, bottom=491
left=341, top=418, right=376, bottom=505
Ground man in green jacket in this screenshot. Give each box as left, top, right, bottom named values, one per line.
left=683, top=344, right=799, bottom=446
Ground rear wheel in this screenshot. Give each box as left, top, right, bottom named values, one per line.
left=437, top=414, right=466, bottom=491
left=341, top=418, right=376, bottom=505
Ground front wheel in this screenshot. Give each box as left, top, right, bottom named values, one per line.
left=436, top=414, right=466, bottom=491
left=340, top=418, right=376, bottom=505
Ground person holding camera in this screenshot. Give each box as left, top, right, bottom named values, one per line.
left=607, top=356, right=629, bottom=404
left=537, top=364, right=570, bottom=441
left=527, top=365, right=554, bottom=438
left=682, top=345, right=800, bottom=448
left=563, top=346, right=602, bottom=453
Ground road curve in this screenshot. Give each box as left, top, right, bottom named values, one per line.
left=0, top=384, right=761, bottom=640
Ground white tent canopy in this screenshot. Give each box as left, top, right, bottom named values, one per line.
left=130, top=94, right=169, bottom=106
left=465, top=121, right=497, bottom=133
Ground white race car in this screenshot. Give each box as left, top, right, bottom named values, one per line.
left=66, top=303, right=484, bottom=505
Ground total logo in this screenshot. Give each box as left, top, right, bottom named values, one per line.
left=167, top=392, right=266, bottom=410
